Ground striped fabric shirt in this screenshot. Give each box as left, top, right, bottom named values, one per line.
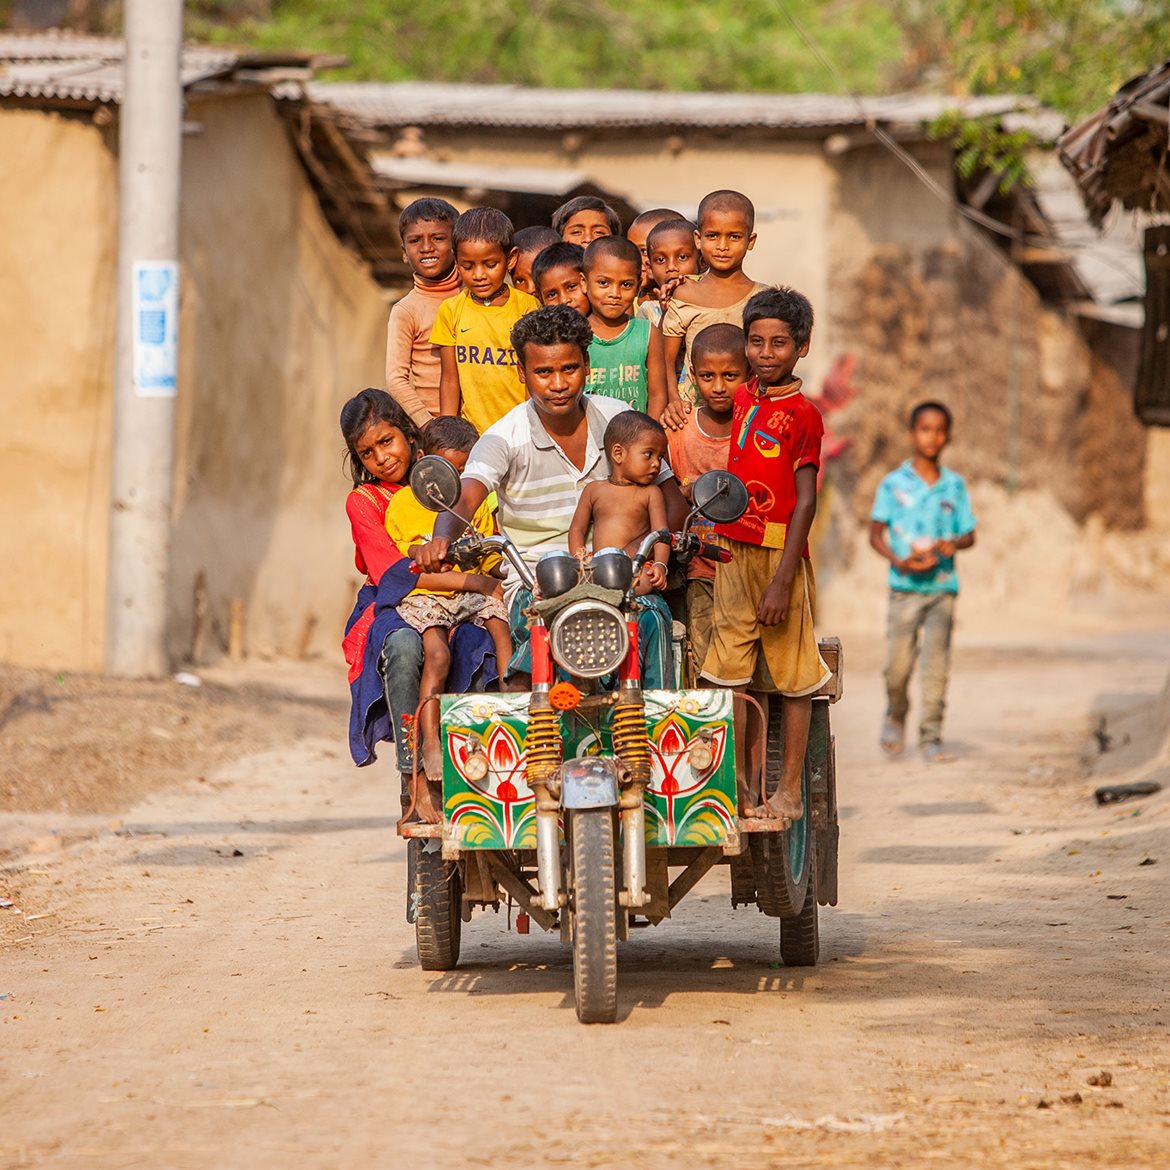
left=463, top=395, right=669, bottom=584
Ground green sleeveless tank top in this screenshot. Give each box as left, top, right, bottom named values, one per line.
left=587, top=317, right=652, bottom=411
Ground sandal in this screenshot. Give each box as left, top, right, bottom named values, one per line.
left=879, top=717, right=904, bottom=756
left=921, top=743, right=955, bottom=764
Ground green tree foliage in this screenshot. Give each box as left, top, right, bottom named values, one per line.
left=188, top=0, right=904, bottom=93
left=7, top=0, right=1170, bottom=118
left=895, top=1, right=1170, bottom=117
left=928, top=112, right=1035, bottom=192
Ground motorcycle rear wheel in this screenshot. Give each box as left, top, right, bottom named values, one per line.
left=568, top=808, right=618, bottom=1024
left=751, top=696, right=813, bottom=919
left=780, top=832, right=820, bottom=966
left=414, top=845, right=462, bottom=971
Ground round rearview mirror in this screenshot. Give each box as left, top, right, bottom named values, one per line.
left=409, top=455, right=463, bottom=513
left=691, top=470, right=749, bottom=524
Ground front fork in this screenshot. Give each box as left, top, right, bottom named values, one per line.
left=615, top=618, right=650, bottom=909
left=527, top=624, right=564, bottom=914
left=618, top=788, right=648, bottom=908
left=528, top=617, right=652, bottom=912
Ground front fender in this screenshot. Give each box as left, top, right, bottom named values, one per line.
left=559, top=758, right=621, bottom=809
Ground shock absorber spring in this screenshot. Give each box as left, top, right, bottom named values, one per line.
left=525, top=705, right=562, bottom=784
left=612, top=701, right=651, bottom=785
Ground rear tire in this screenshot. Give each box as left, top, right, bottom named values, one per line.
left=568, top=808, right=618, bottom=1024
left=780, top=833, right=820, bottom=966
left=405, top=839, right=419, bottom=924
left=751, top=698, right=813, bottom=918
left=415, top=846, right=462, bottom=971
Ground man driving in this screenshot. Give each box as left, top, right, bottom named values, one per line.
left=414, top=304, right=686, bottom=686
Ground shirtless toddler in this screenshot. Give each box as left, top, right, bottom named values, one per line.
left=568, top=410, right=671, bottom=595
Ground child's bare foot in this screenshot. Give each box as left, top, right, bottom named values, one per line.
left=921, top=743, right=955, bottom=764
left=414, top=775, right=443, bottom=824
left=422, top=738, right=445, bottom=787
left=747, top=786, right=803, bottom=825
left=880, top=717, right=904, bottom=756
left=398, top=769, right=442, bottom=826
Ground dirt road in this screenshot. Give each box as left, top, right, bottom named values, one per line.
left=2, top=628, right=1168, bottom=1169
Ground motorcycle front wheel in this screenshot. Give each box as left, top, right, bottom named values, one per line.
left=567, top=807, right=618, bottom=1024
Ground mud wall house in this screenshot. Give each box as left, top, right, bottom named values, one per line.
left=0, top=35, right=395, bottom=671
left=305, top=81, right=1145, bottom=552
left=1060, top=59, right=1170, bottom=531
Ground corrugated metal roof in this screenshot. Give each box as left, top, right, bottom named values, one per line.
left=300, top=80, right=1033, bottom=133
left=1058, top=60, right=1170, bottom=227
left=371, top=155, right=595, bottom=195
left=1029, top=152, right=1144, bottom=322
left=0, top=32, right=328, bottom=104
left=0, top=33, right=239, bottom=103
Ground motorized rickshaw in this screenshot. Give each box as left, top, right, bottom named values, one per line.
left=398, top=456, right=842, bottom=1023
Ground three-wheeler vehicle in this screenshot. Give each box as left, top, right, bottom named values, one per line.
left=399, top=456, right=842, bottom=1023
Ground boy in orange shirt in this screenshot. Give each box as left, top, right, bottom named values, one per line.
left=385, top=198, right=461, bottom=428
left=701, top=288, right=830, bottom=825
left=431, top=207, right=540, bottom=435
left=667, top=323, right=748, bottom=670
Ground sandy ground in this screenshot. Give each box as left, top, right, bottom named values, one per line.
left=1, top=624, right=1169, bottom=1169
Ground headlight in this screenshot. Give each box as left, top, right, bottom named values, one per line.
left=547, top=601, right=629, bottom=679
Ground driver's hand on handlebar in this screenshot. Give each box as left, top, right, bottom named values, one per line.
left=414, top=536, right=451, bottom=573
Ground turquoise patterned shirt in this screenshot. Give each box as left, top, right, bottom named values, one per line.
left=871, top=461, right=976, bottom=595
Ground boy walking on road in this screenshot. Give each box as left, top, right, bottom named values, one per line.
left=870, top=401, right=977, bottom=763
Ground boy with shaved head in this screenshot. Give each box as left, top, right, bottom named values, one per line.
left=582, top=235, right=667, bottom=416
left=661, top=190, right=767, bottom=424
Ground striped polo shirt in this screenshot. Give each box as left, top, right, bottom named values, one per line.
left=463, top=395, right=670, bottom=586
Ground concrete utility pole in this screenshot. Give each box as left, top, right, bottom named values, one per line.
left=106, top=0, right=184, bottom=677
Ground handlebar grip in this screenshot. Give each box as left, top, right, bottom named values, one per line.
left=699, top=541, right=733, bottom=564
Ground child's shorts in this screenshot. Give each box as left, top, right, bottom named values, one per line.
left=397, top=591, right=508, bottom=636
left=700, top=544, right=830, bottom=696
left=685, top=577, right=715, bottom=674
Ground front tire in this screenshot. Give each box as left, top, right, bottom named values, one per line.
left=415, top=846, right=462, bottom=971
left=568, top=808, right=618, bottom=1024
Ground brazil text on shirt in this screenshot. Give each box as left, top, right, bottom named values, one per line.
left=455, top=343, right=518, bottom=368
left=870, top=460, right=977, bottom=595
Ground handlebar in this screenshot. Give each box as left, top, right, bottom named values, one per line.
left=697, top=539, right=733, bottom=564
left=630, top=528, right=672, bottom=584
left=419, top=531, right=537, bottom=593
left=413, top=524, right=730, bottom=600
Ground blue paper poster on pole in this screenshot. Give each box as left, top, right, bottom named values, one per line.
left=132, top=261, right=179, bottom=397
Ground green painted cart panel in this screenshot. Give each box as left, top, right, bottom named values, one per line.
left=440, top=690, right=736, bottom=850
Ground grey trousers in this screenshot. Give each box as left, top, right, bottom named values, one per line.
left=883, top=591, right=956, bottom=747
